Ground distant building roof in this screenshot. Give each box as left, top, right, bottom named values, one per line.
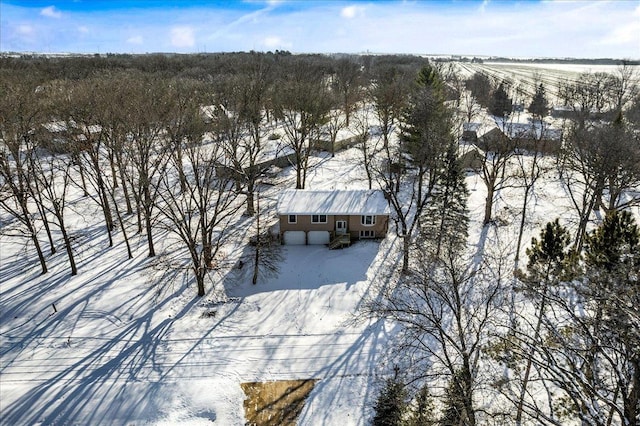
left=484, top=123, right=561, bottom=141
left=277, top=189, right=390, bottom=216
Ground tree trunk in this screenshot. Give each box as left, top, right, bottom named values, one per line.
left=77, top=157, right=89, bottom=197
left=59, top=219, right=77, bottom=276
left=196, top=267, right=205, bottom=297
left=402, top=229, right=410, bottom=273
left=111, top=189, right=133, bottom=259
left=117, top=160, right=133, bottom=214
left=31, top=180, right=56, bottom=255
left=97, top=172, right=115, bottom=247
left=109, top=151, right=118, bottom=189
left=515, top=283, right=548, bottom=425
left=514, top=188, right=530, bottom=266
left=295, top=152, right=303, bottom=189
left=29, top=225, right=48, bottom=274
left=143, top=184, right=155, bottom=257
left=483, top=186, right=495, bottom=225
left=202, top=221, right=213, bottom=268
left=145, top=210, right=155, bottom=257
left=246, top=181, right=255, bottom=216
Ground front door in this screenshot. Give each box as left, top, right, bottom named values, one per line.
left=336, top=220, right=347, bottom=235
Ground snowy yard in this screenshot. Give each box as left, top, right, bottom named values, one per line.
left=1, top=230, right=398, bottom=425
left=0, top=146, right=403, bottom=425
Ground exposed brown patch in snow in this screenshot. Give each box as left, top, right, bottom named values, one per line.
left=241, top=379, right=318, bottom=426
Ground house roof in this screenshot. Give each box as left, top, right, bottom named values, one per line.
left=482, top=123, right=561, bottom=141
left=277, top=189, right=390, bottom=216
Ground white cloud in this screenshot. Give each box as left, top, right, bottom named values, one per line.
left=262, top=35, right=291, bottom=49
left=78, top=26, right=89, bottom=34
left=170, top=26, right=195, bottom=48
left=127, top=35, right=144, bottom=45
left=341, top=5, right=363, bottom=19
left=40, top=6, right=62, bottom=18
left=17, top=25, right=35, bottom=35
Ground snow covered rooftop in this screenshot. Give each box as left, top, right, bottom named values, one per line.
left=277, top=189, right=390, bottom=216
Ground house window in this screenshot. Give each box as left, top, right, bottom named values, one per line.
left=360, top=230, right=375, bottom=239
left=361, top=215, right=376, bottom=226
left=311, top=214, right=327, bottom=224
left=288, top=215, right=297, bottom=224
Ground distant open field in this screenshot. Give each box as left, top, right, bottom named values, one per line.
left=454, top=61, right=640, bottom=103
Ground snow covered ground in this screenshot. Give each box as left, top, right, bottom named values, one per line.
left=0, top=146, right=402, bottom=425
left=2, top=96, right=639, bottom=424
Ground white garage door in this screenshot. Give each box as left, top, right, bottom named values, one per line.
left=308, top=231, right=330, bottom=245
left=283, top=231, right=306, bottom=245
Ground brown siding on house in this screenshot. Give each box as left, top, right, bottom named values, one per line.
left=280, top=214, right=334, bottom=233
left=280, top=214, right=389, bottom=239
left=348, top=215, right=388, bottom=238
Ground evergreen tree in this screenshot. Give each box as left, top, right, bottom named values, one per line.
left=420, top=142, right=469, bottom=258
left=528, top=83, right=549, bottom=118
left=373, top=370, right=407, bottom=426
left=405, top=384, right=436, bottom=426
left=523, top=219, right=576, bottom=287
left=512, top=219, right=576, bottom=424
left=439, top=370, right=473, bottom=426
left=384, top=63, right=454, bottom=272
left=489, top=83, right=512, bottom=118
left=579, top=210, right=640, bottom=425
left=465, top=72, right=492, bottom=107
left=401, top=64, right=452, bottom=172
left=584, top=210, right=639, bottom=273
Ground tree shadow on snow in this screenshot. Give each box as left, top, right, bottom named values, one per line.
left=0, top=251, right=243, bottom=426
left=223, top=242, right=380, bottom=298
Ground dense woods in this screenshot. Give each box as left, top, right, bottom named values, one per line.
left=1, top=52, right=639, bottom=425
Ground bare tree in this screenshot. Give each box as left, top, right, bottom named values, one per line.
left=561, top=117, right=640, bottom=250
left=370, top=245, right=507, bottom=426
left=52, top=78, right=118, bottom=247
left=0, top=72, right=49, bottom=273
left=369, top=65, right=410, bottom=151
left=29, top=151, right=78, bottom=275
left=350, top=106, right=377, bottom=190
left=275, top=58, right=332, bottom=189
left=513, top=85, right=552, bottom=266
left=121, top=74, right=173, bottom=257
left=156, top=113, right=242, bottom=296
left=332, top=56, right=363, bottom=127
left=212, top=61, right=274, bottom=216
left=477, top=122, right=518, bottom=226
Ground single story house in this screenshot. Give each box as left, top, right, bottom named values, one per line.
left=277, top=189, right=390, bottom=246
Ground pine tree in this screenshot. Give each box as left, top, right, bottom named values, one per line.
left=580, top=210, right=640, bottom=425
left=514, top=219, right=575, bottom=424
left=528, top=83, right=549, bottom=118
left=373, top=370, right=407, bottom=426
left=523, top=219, right=575, bottom=287
left=400, top=64, right=451, bottom=171
left=584, top=210, right=639, bottom=273
left=405, top=384, right=436, bottom=426
left=420, top=142, right=469, bottom=258
left=489, top=83, right=512, bottom=118
left=439, top=370, right=473, bottom=426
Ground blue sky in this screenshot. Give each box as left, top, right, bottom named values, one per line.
left=1, top=0, right=638, bottom=58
